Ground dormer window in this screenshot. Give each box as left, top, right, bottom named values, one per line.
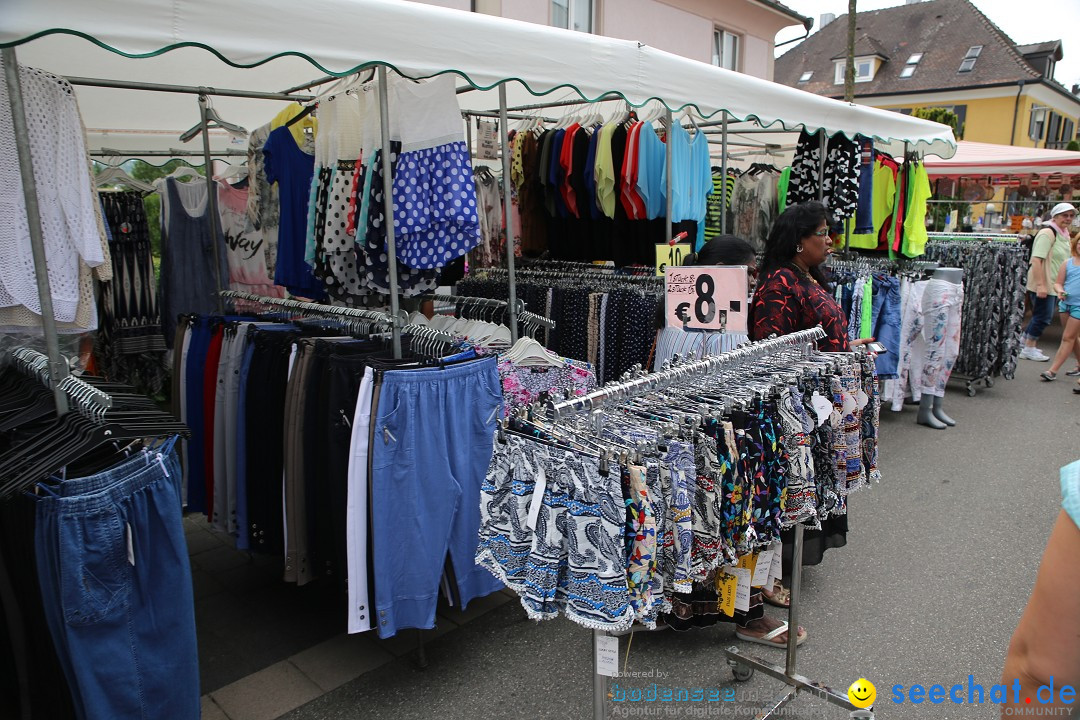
left=901, top=52, right=923, bottom=78
left=958, top=45, right=982, bottom=73
left=835, top=57, right=877, bottom=84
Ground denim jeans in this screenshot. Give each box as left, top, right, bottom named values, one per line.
left=35, top=448, right=198, bottom=719
left=369, top=357, right=504, bottom=638
left=870, top=275, right=902, bottom=378
left=1025, top=291, right=1057, bottom=341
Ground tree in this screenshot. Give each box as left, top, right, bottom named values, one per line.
left=912, top=107, right=962, bottom=139
left=844, top=0, right=857, bottom=103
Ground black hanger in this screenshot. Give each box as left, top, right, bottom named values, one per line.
left=286, top=103, right=317, bottom=128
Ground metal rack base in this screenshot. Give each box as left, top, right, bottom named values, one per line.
left=722, top=649, right=857, bottom=719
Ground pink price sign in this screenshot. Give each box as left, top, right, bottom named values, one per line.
left=664, top=266, right=748, bottom=332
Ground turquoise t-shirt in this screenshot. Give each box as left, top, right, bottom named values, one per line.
left=1062, top=460, right=1080, bottom=529
left=635, top=123, right=667, bottom=221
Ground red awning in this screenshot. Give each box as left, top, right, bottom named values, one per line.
left=925, top=141, right=1080, bottom=177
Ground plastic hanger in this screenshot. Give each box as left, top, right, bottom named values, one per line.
left=214, top=163, right=249, bottom=184
left=167, top=165, right=203, bottom=182
left=179, top=104, right=248, bottom=144
left=95, top=164, right=156, bottom=193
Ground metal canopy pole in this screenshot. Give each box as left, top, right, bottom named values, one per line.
left=198, top=94, right=226, bottom=314
left=498, top=84, right=519, bottom=343
left=817, top=131, right=827, bottom=202
left=720, top=111, right=729, bottom=235
left=64, top=76, right=313, bottom=102
left=665, top=108, right=674, bottom=246
left=377, top=66, right=403, bottom=359
left=3, top=47, right=69, bottom=415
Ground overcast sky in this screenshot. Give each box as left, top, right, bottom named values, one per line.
left=774, top=0, right=1080, bottom=91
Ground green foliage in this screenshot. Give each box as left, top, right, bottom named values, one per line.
left=912, top=107, right=962, bottom=139
left=1067, top=140, right=1080, bottom=152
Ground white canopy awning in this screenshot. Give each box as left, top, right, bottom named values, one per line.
left=2, top=0, right=956, bottom=161
left=924, top=140, right=1080, bottom=177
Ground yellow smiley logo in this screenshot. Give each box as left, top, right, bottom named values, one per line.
left=848, top=678, right=876, bottom=709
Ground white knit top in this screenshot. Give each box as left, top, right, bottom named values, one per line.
left=0, top=58, right=104, bottom=322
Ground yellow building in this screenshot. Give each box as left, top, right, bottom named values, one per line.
left=774, top=0, right=1080, bottom=149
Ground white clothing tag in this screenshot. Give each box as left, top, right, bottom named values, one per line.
left=732, top=567, right=752, bottom=611
left=526, top=465, right=547, bottom=531
left=856, top=389, right=870, bottom=409
left=126, top=523, right=135, bottom=566
left=841, top=393, right=858, bottom=416
left=769, top=542, right=783, bottom=583
left=752, top=547, right=774, bottom=587
left=595, top=633, right=619, bottom=677
left=810, top=392, right=832, bottom=427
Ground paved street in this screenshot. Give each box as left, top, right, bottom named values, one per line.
left=274, top=327, right=1079, bottom=720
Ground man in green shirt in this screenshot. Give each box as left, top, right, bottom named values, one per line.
left=1023, top=203, right=1076, bottom=361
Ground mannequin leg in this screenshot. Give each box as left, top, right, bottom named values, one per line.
left=931, top=396, right=956, bottom=426
left=917, top=395, right=947, bottom=429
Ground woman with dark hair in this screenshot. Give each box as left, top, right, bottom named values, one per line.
left=748, top=201, right=872, bottom=609
left=750, top=201, right=852, bottom=350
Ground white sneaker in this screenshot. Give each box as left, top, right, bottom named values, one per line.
left=1022, top=347, right=1051, bottom=362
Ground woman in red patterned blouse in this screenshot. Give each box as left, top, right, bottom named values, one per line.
left=749, top=201, right=873, bottom=614
left=750, top=201, right=856, bottom=352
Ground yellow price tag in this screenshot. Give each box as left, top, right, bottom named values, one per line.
left=655, top=243, right=693, bottom=276
left=715, top=572, right=737, bottom=617
left=736, top=552, right=759, bottom=576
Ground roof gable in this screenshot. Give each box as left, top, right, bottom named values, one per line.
left=775, top=0, right=1042, bottom=97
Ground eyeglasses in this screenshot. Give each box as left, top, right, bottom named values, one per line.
left=812, top=228, right=830, bottom=237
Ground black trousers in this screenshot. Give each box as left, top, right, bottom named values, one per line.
left=244, top=328, right=299, bottom=556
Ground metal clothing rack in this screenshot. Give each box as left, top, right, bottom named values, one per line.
left=219, top=290, right=458, bottom=354
left=926, top=231, right=1024, bottom=242
left=546, top=327, right=861, bottom=720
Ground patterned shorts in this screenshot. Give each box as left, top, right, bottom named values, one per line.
left=660, top=442, right=695, bottom=596
left=477, top=434, right=634, bottom=631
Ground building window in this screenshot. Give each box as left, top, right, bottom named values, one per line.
left=834, top=57, right=876, bottom=84
left=551, top=0, right=592, bottom=33
left=798, top=71, right=813, bottom=83
left=901, top=53, right=923, bottom=78
left=713, top=28, right=740, bottom=72
left=1029, top=106, right=1047, bottom=141
left=958, top=45, right=982, bottom=73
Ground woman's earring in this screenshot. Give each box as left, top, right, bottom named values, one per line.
left=796, top=244, right=804, bottom=253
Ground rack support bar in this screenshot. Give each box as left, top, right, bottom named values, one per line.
left=3, top=47, right=69, bottom=415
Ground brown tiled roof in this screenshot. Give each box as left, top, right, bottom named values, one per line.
left=1016, top=41, right=1063, bottom=61
left=830, top=34, right=890, bottom=61
left=750, top=0, right=811, bottom=26
left=775, top=0, right=1043, bottom=97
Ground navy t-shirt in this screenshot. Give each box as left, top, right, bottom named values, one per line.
left=263, top=127, right=325, bottom=299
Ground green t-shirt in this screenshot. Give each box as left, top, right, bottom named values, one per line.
left=1026, top=227, right=1072, bottom=296
left=846, top=160, right=897, bottom=250
left=902, top=163, right=932, bottom=258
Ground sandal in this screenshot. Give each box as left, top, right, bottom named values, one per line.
left=762, top=582, right=791, bottom=608
left=735, top=621, right=807, bottom=648
left=1041, top=371, right=1058, bottom=381
left=1066, top=367, right=1080, bottom=377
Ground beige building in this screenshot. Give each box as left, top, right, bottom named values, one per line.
left=415, top=0, right=811, bottom=81
left=773, top=0, right=1080, bottom=149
